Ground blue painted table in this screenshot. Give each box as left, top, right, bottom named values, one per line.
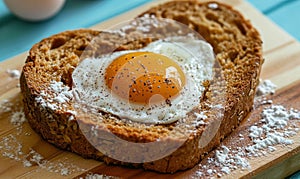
left=0, top=0, right=299, bottom=62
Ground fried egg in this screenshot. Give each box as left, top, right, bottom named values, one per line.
left=72, top=37, right=215, bottom=124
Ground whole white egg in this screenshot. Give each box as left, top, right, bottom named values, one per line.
left=4, top=0, right=66, bottom=21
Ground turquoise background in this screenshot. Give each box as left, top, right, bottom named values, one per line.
left=0, top=0, right=150, bottom=61
left=0, top=0, right=299, bottom=178
left=0, top=0, right=300, bottom=62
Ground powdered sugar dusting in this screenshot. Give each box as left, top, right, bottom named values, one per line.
left=0, top=99, right=13, bottom=112
left=256, top=79, right=277, bottom=96
left=10, top=109, right=26, bottom=126
left=0, top=134, right=23, bottom=161
left=0, top=98, right=27, bottom=135
left=195, top=103, right=300, bottom=178
left=246, top=105, right=300, bottom=156
left=192, top=111, right=207, bottom=126
left=6, top=69, right=20, bottom=79
left=0, top=98, right=84, bottom=176
left=36, top=81, right=73, bottom=108
left=35, top=81, right=76, bottom=119
left=208, top=3, right=219, bottom=9
left=206, top=146, right=250, bottom=177
left=0, top=134, right=85, bottom=176
left=10, top=108, right=27, bottom=135
left=80, top=173, right=116, bottom=179
left=25, top=149, right=85, bottom=176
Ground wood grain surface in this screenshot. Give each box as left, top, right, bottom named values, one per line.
left=0, top=0, right=300, bottom=178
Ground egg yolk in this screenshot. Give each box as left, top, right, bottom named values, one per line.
left=104, top=52, right=186, bottom=105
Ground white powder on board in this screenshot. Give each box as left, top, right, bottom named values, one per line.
left=10, top=108, right=27, bottom=135
left=0, top=99, right=84, bottom=176
left=0, top=135, right=85, bottom=176
left=0, top=134, right=23, bottom=161
left=246, top=105, right=300, bottom=156
left=256, top=79, right=277, bottom=96
left=0, top=99, right=13, bottom=112
left=10, top=109, right=26, bottom=126
left=204, top=145, right=250, bottom=177
left=81, top=173, right=116, bottom=179
left=196, top=103, right=300, bottom=177
left=6, top=69, right=20, bottom=79
left=1, top=98, right=26, bottom=136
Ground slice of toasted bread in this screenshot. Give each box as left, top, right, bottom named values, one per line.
left=20, top=1, right=263, bottom=173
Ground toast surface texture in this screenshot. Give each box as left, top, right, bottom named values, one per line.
left=20, top=0, right=263, bottom=173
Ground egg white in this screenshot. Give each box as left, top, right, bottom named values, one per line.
left=72, top=37, right=215, bottom=124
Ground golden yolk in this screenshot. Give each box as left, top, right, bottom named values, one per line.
left=104, top=52, right=186, bottom=105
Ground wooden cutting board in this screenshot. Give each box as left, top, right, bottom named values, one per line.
left=1, top=0, right=300, bottom=178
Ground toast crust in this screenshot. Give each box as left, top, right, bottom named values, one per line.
left=20, top=1, right=263, bottom=173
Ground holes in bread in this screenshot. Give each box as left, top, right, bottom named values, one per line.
left=205, top=13, right=223, bottom=27
left=228, top=50, right=239, bottom=63
left=61, top=68, right=74, bottom=88
left=172, top=15, right=190, bottom=26
left=50, top=37, right=66, bottom=50
left=234, top=20, right=247, bottom=36
left=77, top=45, right=86, bottom=51
left=74, top=45, right=88, bottom=57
